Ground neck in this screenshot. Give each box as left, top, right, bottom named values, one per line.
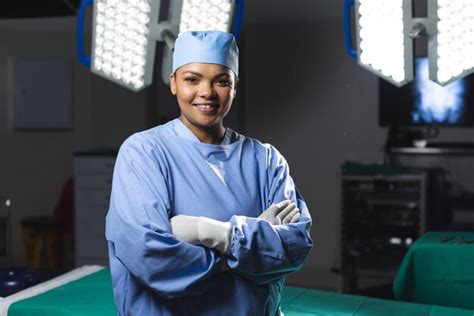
left=179, top=117, right=226, bottom=145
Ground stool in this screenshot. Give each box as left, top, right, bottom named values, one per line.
left=0, top=267, right=40, bottom=297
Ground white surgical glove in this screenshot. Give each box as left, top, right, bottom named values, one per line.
left=170, top=215, right=200, bottom=244
left=199, top=217, right=234, bottom=254
left=258, top=200, right=301, bottom=225
left=170, top=215, right=234, bottom=254
left=282, top=206, right=301, bottom=224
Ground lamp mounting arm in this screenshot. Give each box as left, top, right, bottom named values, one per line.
left=406, top=17, right=437, bottom=39
left=149, top=22, right=179, bottom=51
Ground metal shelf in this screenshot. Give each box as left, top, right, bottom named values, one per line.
left=338, top=174, right=427, bottom=293
left=388, top=145, right=474, bottom=156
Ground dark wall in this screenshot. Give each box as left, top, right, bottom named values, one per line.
left=238, top=19, right=387, bottom=289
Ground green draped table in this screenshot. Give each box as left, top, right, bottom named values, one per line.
left=1, top=265, right=474, bottom=315
left=393, top=231, right=474, bottom=309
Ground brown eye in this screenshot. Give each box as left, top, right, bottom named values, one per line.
left=216, top=79, right=231, bottom=87
left=184, top=77, right=198, bottom=83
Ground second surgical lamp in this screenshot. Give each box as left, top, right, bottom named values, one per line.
left=344, top=0, right=474, bottom=87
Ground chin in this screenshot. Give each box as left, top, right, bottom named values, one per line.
left=194, top=117, right=222, bottom=128
left=194, top=113, right=222, bottom=123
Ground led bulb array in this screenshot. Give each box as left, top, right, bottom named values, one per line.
left=358, top=0, right=406, bottom=84
left=179, top=0, right=233, bottom=34
left=435, top=0, right=474, bottom=84
left=92, top=0, right=152, bottom=90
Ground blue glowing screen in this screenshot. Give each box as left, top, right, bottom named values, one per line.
left=379, top=57, right=474, bottom=127
left=412, top=58, right=466, bottom=124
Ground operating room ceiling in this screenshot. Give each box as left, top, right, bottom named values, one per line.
left=0, top=0, right=342, bottom=20
left=245, top=0, right=343, bottom=22
left=0, top=0, right=344, bottom=32
left=0, top=0, right=80, bottom=18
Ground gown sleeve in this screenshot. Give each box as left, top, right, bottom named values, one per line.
left=226, top=145, right=313, bottom=285
left=105, top=135, right=223, bottom=299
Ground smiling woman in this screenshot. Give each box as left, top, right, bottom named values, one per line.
left=105, top=31, right=313, bottom=316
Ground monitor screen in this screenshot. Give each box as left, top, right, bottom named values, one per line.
left=379, top=57, right=474, bottom=127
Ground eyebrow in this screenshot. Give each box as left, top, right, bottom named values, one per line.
left=181, top=71, right=202, bottom=77
left=181, top=71, right=232, bottom=79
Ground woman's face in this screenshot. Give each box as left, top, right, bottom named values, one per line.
left=170, top=63, right=238, bottom=130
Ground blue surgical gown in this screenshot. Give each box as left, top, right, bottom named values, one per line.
left=105, top=118, right=313, bottom=316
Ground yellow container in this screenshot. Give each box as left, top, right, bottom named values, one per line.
left=21, top=216, right=61, bottom=270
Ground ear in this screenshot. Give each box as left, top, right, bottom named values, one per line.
left=233, top=77, right=239, bottom=97
left=169, top=73, right=177, bottom=95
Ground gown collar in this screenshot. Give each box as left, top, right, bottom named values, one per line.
left=171, top=118, right=233, bottom=145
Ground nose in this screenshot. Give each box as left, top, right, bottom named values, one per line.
left=197, top=81, right=216, bottom=98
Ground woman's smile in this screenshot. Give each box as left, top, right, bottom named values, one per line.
left=194, top=103, right=219, bottom=114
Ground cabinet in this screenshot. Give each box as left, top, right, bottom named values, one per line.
left=339, top=174, right=427, bottom=293
left=74, top=152, right=116, bottom=266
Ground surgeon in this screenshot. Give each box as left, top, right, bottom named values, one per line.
left=106, top=30, right=313, bottom=315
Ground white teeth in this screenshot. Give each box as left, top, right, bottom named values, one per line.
left=197, top=104, right=212, bottom=109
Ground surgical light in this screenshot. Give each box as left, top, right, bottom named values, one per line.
left=91, top=0, right=155, bottom=91
left=356, top=0, right=413, bottom=86
left=179, top=0, right=235, bottom=34
left=429, top=0, right=474, bottom=85
left=77, top=0, right=245, bottom=91
left=344, top=0, right=474, bottom=87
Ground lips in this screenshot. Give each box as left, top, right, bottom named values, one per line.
left=194, top=103, right=218, bottom=114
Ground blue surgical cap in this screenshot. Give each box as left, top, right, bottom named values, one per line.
left=172, top=31, right=239, bottom=76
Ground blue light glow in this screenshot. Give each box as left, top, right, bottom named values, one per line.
left=412, top=58, right=466, bottom=124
